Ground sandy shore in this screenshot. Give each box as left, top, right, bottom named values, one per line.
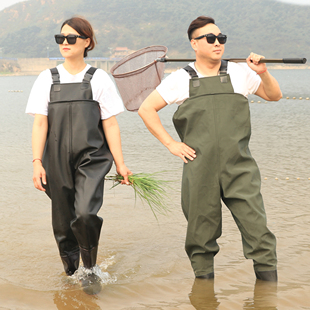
left=0, top=64, right=309, bottom=76
left=164, top=64, right=310, bottom=73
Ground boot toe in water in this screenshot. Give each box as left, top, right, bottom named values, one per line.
left=255, top=270, right=278, bottom=282
left=81, top=273, right=102, bottom=295
left=196, top=272, right=215, bottom=279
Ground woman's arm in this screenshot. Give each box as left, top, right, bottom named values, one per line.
left=32, top=114, right=48, bottom=191
left=102, top=116, right=132, bottom=184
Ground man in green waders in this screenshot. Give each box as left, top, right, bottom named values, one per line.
left=138, top=16, right=282, bottom=282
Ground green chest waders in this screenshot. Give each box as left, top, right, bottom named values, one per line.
left=43, top=67, right=113, bottom=275
left=172, top=62, right=277, bottom=278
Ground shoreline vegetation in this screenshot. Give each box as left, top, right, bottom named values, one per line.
left=1, top=64, right=309, bottom=76
left=0, top=57, right=308, bottom=76
left=165, top=64, right=310, bottom=73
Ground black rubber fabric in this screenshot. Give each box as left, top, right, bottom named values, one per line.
left=255, top=270, right=278, bottom=282
left=61, top=249, right=80, bottom=275
left=43, top=67, right=113, bottom=272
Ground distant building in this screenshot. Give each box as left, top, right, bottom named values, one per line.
left=110, top=47, right=134, bottom=59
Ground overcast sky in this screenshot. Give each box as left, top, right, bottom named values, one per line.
left=277, top=0, right=310, bottom=4
left=0, top=0, right=24, bottom=11
left=0, top=0, right=27, bottom=11
left=0, top=0, right=310, bottom=12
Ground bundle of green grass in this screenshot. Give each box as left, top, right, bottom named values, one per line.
left=105, top=173, right=170, bottom=218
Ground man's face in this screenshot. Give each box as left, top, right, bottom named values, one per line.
left=190, top=23, right=225, bottom=62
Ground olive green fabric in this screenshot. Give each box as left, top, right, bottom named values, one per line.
left=173, top=74, right=277, bottom=277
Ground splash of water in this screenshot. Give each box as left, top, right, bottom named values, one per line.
left=67, top=258, right=117, bottom=286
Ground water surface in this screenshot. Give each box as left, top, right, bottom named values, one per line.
left=0, top=69, right=310, bottom=309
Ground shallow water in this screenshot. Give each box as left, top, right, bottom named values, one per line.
left=1, top=69, right=310, bottom=309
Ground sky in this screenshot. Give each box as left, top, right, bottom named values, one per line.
left=277, top=0, right=310, bottom=3
left=0, top=0, right=28, bottom=11
left=0, top=0, right=310, bottom=12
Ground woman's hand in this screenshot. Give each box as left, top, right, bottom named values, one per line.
left=116, top=163, right=132, bottom=185
left=32, top=161, right=47, bottom=191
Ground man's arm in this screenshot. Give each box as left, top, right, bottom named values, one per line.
left=246, top=52, right=282, bottom=101
left=138, top=90, right=196, bottom=163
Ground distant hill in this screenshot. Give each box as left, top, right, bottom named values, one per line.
left=0, top=0, right=309, bottom=60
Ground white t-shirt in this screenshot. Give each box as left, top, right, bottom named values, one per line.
left=26, top=64, right=124, bottom=120
left=156, top=62, right=261, bottom=105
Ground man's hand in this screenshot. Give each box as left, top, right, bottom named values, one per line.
left=247, top=52, right=282, bottom=101
left=246, top=52, right=267, bottom=74
left=167, top=140, right=196, bottom=163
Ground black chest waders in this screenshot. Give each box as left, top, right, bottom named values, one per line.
left=43, top=67, right=113, bottom=275
left=172, top=61, right=277, bottom=280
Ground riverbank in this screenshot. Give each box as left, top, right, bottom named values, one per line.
left=0, top=57, right=119, bottom=76
left=164, top=63, right=310, bottom=73
left=1, top=55, right=309, bottom=76
left=1, top=63, right=308, bottom=76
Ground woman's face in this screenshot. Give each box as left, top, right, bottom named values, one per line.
left=59, top=24, right=90, bottom=59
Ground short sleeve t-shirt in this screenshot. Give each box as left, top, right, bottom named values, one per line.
left=156, top=62, right=261, bottom=105
left=25, top=64, right=124, bottom=120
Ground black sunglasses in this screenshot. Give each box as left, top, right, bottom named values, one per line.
left=54, top=34, right=87, bottom=45
left=194, top=33, right=227, bottom=45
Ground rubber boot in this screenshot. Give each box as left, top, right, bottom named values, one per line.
left=80, top=246, right=101, bottom=294
left=61, top=250, right=80, bottom=276
left=80, top=246, right=98, bottom=269
left=255, top=270, right=278, bottom=282
left=80, top=273, right=102, bottom=295
left=196, top=272, right=215, bottom=280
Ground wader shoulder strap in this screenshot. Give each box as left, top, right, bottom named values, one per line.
left=50, top=67, right=60, bottom=84
left=219, top=60, right=228, bottom=83
left=81, top=67, right=97, bottom=89
left=219, top=60, right=228, bottom=75
left=183, top=60, right=228, bottom=79
left=83, top=67, right=98, bottom=83
left=50, top=67, right=98, bottom=85
left=183, top=65, right=198, bottom=78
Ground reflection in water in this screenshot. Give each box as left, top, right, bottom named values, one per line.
left=243, top=280, right=278, bottom=310
left=189, top=278, right=220, bottom=310
left=54, top=289, right=101, bottom=310
left=189, top=278, right=278, bottom=310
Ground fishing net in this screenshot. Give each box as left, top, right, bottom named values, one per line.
left=110, top=45, right=168, bottom=112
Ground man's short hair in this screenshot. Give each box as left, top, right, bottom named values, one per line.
left=187, top=16, right=215, bottom=41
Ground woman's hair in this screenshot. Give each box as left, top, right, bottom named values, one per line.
left=61, top=17, right=97, bottom=57
left=187, top=16, right=215, bottom=41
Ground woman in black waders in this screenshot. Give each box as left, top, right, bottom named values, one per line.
left=26, top=17, right=131, bottom=293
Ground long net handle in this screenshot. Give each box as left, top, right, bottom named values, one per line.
left=156, top=57, right=307, bottom=64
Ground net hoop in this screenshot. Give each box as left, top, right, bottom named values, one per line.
left=110, top=45, right=168, bottom=77
left=110, top=46, right=168, bottom=111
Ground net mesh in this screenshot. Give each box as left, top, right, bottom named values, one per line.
left=110, top=45, right=168, bottom=112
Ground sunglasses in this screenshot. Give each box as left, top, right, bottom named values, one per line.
left=194, top=33, right=227, bottom=45
left=54, top=34, right=87, bottom=45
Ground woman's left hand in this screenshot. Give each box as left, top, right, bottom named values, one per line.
left=116, top=164, right=132, bottom=185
